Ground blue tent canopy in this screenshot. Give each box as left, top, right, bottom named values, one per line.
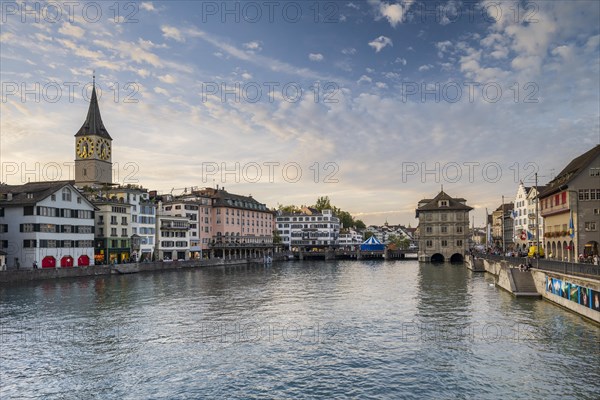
left=360, top=236, right=385, bottom=251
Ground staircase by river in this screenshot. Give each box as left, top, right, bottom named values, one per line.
left=510, top=269, right=540, bottom=297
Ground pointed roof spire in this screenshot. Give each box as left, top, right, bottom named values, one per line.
left=75, top=73, right=112, bottom=139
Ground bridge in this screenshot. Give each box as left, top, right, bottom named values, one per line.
left=293, top=249, right=418, bottom=261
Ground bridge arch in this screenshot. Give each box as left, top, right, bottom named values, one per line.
left=430, top=253, right=444, bottom=263
left=450, top=253, right=464, bottom=263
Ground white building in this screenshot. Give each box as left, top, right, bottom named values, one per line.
left=156, top=214, right=190, bottom=261
left=365, top=223, right=412, bottom=244
left=0, top=181, right=96, bottom=269
left=162, top=200, right=201, bottom=259
left=110, top=187, right=156, bottom=262
left=513, top=182, right=531, bottom=252
left=276, top=208, right=340, bottom=251
left=338, top=229, right=363, bottom=249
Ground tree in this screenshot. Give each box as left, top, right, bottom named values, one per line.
left=363, top=231, right=374, bottom=240
left=354, top=219, right=366, bottom=230
left=313, top=196, right=332, bottom=212
left=273, top=230, right=282, bottom=244
left=277, top=204, right=300, bottom=213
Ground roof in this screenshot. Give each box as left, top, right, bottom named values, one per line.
left=194, top=187, right=268, bottom=211
left=416, top=191, right=473, bottom=212
left=75, top=84, right=112, bottom=139
left=539, top=145, right=600, bottom=198
left=494, top=202, right=514, bottom=212
left=362, top=235, right=383, bottom=245
left=0, top=180, right=96, bottom=209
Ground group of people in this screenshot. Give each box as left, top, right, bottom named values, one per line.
left=518, top=261, right=533, bottom=271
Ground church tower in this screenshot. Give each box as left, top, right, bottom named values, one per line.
left=74, top=77, right=113, bottom=187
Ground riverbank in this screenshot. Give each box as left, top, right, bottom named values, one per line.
left=468, top=255, right=600, bottom=325
left=0, top=256, right=287, bottom=285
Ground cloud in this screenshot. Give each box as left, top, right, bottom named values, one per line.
left=309, top=53, right=324, bottom=62
left=357, top=75, right=372, bottom=84
left=154, top=87, right=170, bottom=96
left=243, top=41, right=263, bottom=52
left=369, top=0, right=415, bottom=27
left=140, top=2, right=156, bottom=12
left=418, top=64, right=433, bottom=72
left=187, top=28, right=344, bottom=83
left=346, top=2, right=360, bottom=9
left=158, top=74, right=177, bottom=84
left=94, top=39, right=163, bottom=67
left=375, top=82, right=388, bottom=89
left=136, top=69, right=151, bottom=78
left=241, top=72, right=253, bottom=80
left=57, top=38, right=103, bottom=60
left=161, top=25, right=184, bottom=42
left=58, top=23, right=85, bottom=38
left=394, top=57, right=407, bottom=65
left=368, top=36, right=393, bottom=52
left=342, top=47, right=357, bottom=55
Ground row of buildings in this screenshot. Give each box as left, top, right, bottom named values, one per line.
left=488, top=145, right=600, bottom=261
left=1, top=80, right=597, bottom=267
left=0, top=83, right=280, bottom=269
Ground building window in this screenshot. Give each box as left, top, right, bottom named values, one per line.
left=590, top=167, right=600, bottom=176
left=561, top=192, right=567, bottom=204
left=62, top=188, right=71, bottom=201
left=441, top=226, right=447, bottom=233
left=426, top=240, right=433, bottom=247
left=456, top=226, right=463, bottom=233
left=441, top=240, right=448, bottom=247
left=457, top=240, right=463, bottom=246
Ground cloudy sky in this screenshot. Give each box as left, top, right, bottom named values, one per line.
left=1, top=0, right=599, bottom=225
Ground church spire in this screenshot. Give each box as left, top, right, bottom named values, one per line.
left=75, top=73, right=112, bottom=139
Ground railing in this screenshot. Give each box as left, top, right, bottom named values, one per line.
left=476, top=253, right=600, bottom=278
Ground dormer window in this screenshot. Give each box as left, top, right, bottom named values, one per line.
left=26, top=193, right=34, bottom=199
left=62, top=188, right=71, bottom=202
left=439, top=200, right=449, bottom=207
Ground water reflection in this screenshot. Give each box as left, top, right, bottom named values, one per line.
left=1, top=260, right=598, bottom=399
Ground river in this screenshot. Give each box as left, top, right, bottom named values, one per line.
left=1, top=260, right=599, bottom=399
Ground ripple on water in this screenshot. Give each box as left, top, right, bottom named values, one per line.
left=1, top=260, right=599, bottom=399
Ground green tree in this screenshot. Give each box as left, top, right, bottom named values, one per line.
left=277, top=204, right=300, bottom=213
left=354, top=219, right=366, bottom=230
left=273, top=230, right=282, bottom=244
left=363, top=231, right=374, bottom=240
left=314, top=196, right=332, bottom=211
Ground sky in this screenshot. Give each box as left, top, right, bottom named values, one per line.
left=1, top=0, right=599, bottom=226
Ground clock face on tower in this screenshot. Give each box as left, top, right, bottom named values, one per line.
left=76, top=137, right=94, bottom=158
left=96, top=139, right=111, bottom=160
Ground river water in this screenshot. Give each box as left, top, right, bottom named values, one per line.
left=1, top=260, right=599, bottom=399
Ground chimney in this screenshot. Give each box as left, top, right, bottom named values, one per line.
left=7, top=193, right=13, bottom=201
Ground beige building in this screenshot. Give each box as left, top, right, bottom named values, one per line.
left=539, top=145, right=600, bottom=261
left=416, top=190, right=472, bottom=263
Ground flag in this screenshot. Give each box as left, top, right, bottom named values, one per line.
left=527, top=231, right=533, bottom=240
left=568, top=210, right=575, bottom=238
